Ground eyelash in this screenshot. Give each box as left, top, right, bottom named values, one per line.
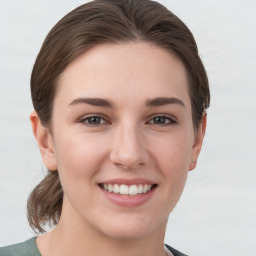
left=79, top=114, right=109, bottom=126
left=147, top=115, right=177, bottom=126
left=78, top=114, right=177, bottom=127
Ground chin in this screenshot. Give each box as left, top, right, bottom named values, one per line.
left=101, top=226, right=153, bottom=241
left=95, top=214, right=166, bottom=241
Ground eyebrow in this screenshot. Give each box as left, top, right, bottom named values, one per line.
left=69, top=96, right=185, bottom=108
left=69, top=97, right=113, bottom=107
left=145, top=97, right=185, bottom=107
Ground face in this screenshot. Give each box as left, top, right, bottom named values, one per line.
left=34, top=42, right=205, bottom=241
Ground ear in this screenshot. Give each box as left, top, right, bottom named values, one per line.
left=30, top=110, right=57, bottom=171
left=189, top=112, right=207, bottom=171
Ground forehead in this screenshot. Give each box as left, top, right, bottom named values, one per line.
left=56, top=42, right=190, bottom=106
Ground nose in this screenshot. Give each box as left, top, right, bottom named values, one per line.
left=109, top=123, right=149, bottom=169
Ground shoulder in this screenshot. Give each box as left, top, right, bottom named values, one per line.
left=0, top=237, right=41, bottom=256
left=165, top=244, right=188, bottom=256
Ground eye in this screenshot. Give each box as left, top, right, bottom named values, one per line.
left=79, top=115, right=108, bottom=126
left=148, top=115, right=176, bottom=125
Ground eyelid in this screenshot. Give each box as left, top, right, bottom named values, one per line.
left=77, top=113, right=177, bottom=127
left=146, top=114, right=177, bottom=125
left=78, top=113, right=110, bottom=125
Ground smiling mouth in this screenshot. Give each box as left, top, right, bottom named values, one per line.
left=99, top=183, right=157, bottom=196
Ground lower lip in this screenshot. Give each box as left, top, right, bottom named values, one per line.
left=100, top=186, right=156, bottom=207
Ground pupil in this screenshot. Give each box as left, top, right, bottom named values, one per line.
left=89, top=117, right=101, bottom=124
left=154, top=117, right=165, bottom=124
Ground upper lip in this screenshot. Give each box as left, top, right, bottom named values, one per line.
left=99, top=178, right=156, bottom=186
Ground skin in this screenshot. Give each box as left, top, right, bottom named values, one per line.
left=31, top=42, right=206, bottom=256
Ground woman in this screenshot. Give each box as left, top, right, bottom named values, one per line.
left=0, top=0, right=209, bottom=255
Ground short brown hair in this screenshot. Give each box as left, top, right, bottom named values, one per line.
left=28, top=0, right=210, bottom=233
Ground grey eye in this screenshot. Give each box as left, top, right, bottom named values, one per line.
left=152, top=116, right=169, bottom=124
left=86, top=116, right=103, bottom=125
left=147, top=115, right=177, bottom=126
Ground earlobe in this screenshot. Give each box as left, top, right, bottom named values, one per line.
left=189, top=112, right=207, bottom=171
left=30, top=110, right=57, bottom=171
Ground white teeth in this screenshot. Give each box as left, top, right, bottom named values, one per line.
left=137, top=184, right=143, bottom=194
left=120, top=185, right=129, bottom=195
left=128, top=185, right=137, bottom=195
left=102, top=183, right=154, bottom=196
left=113, top=184, right=120, bottom=193
left=143, top=184, right=148, bottom=193
left=108, top=184, right=113, bottom=192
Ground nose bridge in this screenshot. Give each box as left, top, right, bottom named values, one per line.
left=110, top=120, right=148, bottom=169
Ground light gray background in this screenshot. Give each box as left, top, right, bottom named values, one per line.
left=0, top=1, right=255, bottom=255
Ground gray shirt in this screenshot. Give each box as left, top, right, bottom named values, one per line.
left=0, top=237, right=187, bottom=256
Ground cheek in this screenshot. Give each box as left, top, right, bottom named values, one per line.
left=153, top=131, right=193, bottom=172
left=53, top=132, right=108, bottom=184
left=151, top=131, right=193, bottom=199
left=52, top=134, right=108, bottom=211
